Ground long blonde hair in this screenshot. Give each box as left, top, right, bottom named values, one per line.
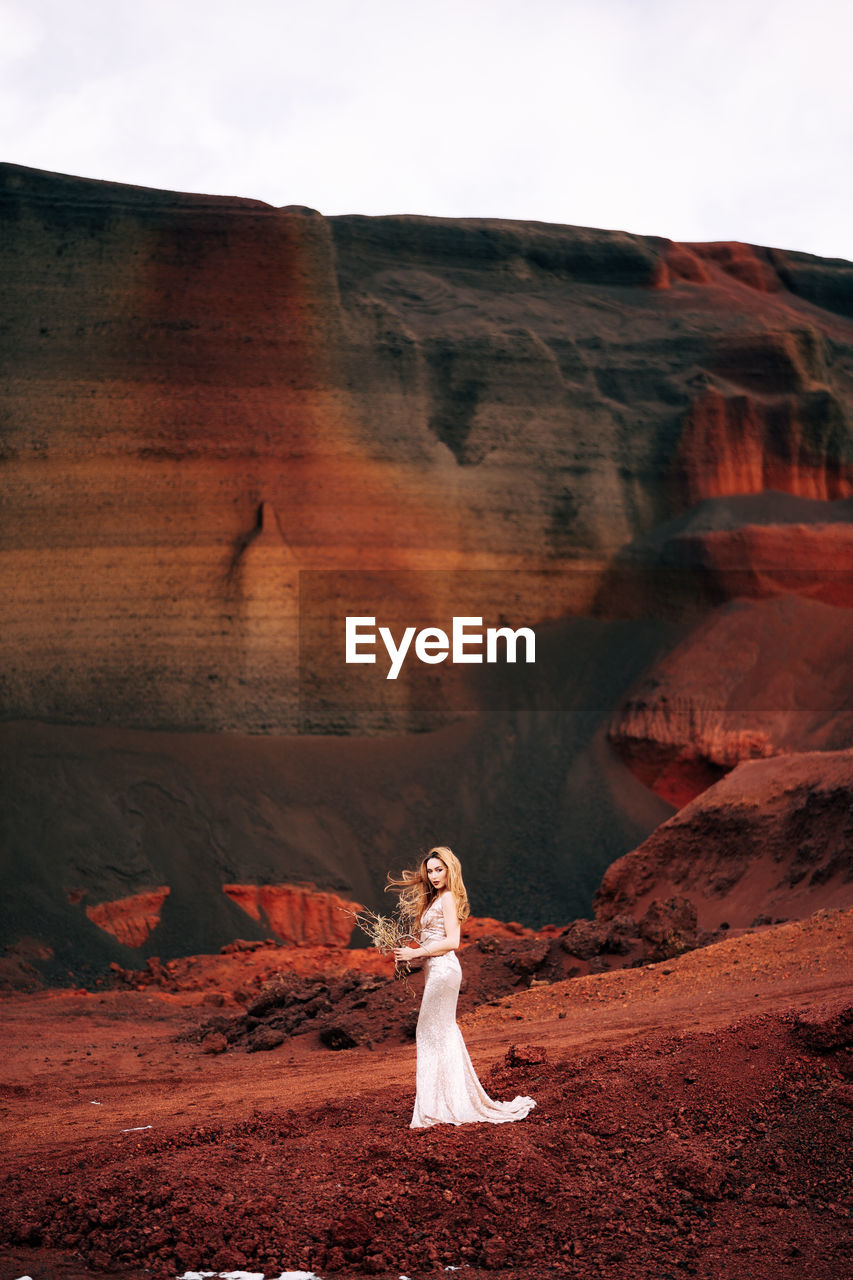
left=386, top=845, right=471, bottom=931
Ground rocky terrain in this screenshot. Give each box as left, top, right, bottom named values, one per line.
left=0, top=908, right=850, bottom=1280
left=4, top=718, right=851, bottom=984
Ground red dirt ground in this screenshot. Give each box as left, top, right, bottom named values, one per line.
left=1, top=909, right=851, bottom=1280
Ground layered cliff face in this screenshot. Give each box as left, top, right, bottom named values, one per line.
left=2, top=163, right=853, bottom=736
left=2, top=164, right=853, bottom=960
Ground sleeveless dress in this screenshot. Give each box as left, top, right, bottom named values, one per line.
left=410, top=895, right=537, bottom=1129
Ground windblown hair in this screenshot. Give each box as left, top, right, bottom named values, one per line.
left=386, top=845, right=471, bottom=931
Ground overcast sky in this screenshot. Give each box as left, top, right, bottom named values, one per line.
left=1, top=0, right=851, bottom=261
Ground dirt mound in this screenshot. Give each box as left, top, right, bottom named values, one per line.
left=183, top=935, right=575, bottom=1053
left=95, top=912, right=552, bottom=1000
left=128, top=897, right=827, bottom=1058
left=594, top=748, right=853, bottom=929
left=103, top=941, right=391, bottom=999
left=151, top=929, right=622, bottom=1051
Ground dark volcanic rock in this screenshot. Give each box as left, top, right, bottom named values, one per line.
left=638, top=895, right=699, bottom=960
left=560, top=914, right=641, bottom=959
left=246, top=1027, right=286, bottom=1053
left=560, top=919, right=605, bottom=959
left=319, top=1026, right=359, bottom=1051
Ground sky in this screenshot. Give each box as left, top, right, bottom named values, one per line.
left=1, top=0, right=851, bottom=262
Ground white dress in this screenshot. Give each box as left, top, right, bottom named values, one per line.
left=410, top=895, right=537, bottom=1129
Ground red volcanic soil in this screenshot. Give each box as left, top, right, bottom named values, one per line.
left=1, top=909, right=851, bottom=1280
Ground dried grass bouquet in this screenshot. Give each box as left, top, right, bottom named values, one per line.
left=344, top=906, right=418, bottom=982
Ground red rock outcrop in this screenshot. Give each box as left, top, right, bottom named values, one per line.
left=85, top=888, right=170, bottom=948
left=222, top=883, right=362, bottom=946
left=685, top=240, right=784, bottom=292
left=594, top=748, right=853, bottom=930
left=673, top=384, right=853, bottom=508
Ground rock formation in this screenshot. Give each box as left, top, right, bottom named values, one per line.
left=2, top=162, right=852, bottom=958
left=2, top=162, right=852, bottom=737
left=222, top=883, right=361, bottom=946
left=609, top=593, right=853, bottom=806
left=84, top=887, right=170, bottom=949
left=0, top=703, right=670, bottom=972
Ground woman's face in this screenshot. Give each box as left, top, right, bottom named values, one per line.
left=426, top=857, right=448, bottom=891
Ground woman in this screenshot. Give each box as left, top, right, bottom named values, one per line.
left=390, top=846, right=536, bottom=1129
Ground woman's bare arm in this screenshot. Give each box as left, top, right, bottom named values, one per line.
left=437, top=890, right=461, bottom=952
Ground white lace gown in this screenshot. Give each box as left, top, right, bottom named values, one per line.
left=410, top=896, right=536, bottom=1129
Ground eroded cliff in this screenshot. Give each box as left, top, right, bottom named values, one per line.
left=3, top=163, right=853, bottom=736
left=3, top=165, right=853, bottom=957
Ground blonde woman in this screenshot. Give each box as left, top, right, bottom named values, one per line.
left=390, top=846, right=536, bottom=1129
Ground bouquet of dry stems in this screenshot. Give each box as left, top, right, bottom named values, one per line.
left=343, top=906, right=417, bottom=983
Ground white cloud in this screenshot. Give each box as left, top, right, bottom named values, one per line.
left=0, top=0, right=851, bottom=260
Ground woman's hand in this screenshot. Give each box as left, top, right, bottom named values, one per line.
left=393, top=945, right=421, bottom=962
